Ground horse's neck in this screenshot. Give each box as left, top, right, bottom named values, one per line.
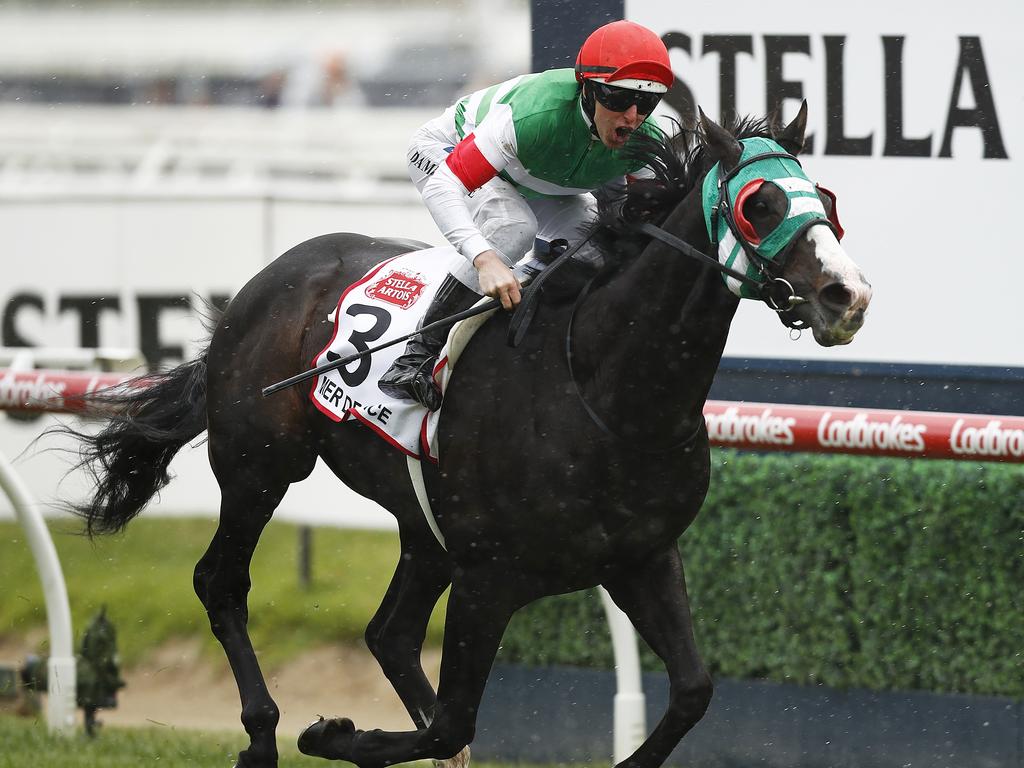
left=576, top=200, right=739, bottom=441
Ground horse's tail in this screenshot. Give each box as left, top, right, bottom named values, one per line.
left=67, top=351, right=210, bottom=536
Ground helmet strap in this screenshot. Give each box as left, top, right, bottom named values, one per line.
left=580, top=82, right=600, bottom=138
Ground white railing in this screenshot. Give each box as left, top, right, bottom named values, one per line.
left=0, top=450, right=75, bottom=734
left=0, top=347, right=145, bottom=372
left=0, top=348, right=148, bottom=734
left=0, top=105, right=437, bottom=194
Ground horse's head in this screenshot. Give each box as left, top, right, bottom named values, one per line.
left=699, top=103, right=872, bottom=346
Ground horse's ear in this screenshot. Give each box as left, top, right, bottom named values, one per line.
left=699, top=106, right=742, bottom=172
left=773, top=100, right=808, bottom=155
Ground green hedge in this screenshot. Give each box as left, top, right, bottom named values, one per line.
left=497, top=451, right=1024, bottom=697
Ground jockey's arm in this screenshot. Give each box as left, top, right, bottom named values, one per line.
left=420, top=115, right=524, bottom=307
left=420, top=146, right=497, bottom=264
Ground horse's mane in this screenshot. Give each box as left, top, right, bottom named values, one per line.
left=589, top=115, right=774, bottom=264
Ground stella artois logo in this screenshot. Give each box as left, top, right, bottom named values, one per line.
left=365, top=269, right=427, bottom=309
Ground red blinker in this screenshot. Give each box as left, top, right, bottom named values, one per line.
left=733, top=178, right=766, bottom=245
left=816, top=184, right=845, bottom=240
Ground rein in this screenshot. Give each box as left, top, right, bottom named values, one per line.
left=635, top=221, right=803, bottom=316
left=506, top=232, right=595, bottom=347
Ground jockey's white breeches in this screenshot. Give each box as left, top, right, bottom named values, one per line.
left=407, top=121, right=598, bottom=292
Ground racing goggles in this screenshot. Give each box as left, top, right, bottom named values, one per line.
left=589, top=81, right=662, bottom=115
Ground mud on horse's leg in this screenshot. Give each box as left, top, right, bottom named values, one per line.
left=299, top=569, right=514, bottom=767
left=194, top=477, right=289, bottom=768
left=364, top=530, right=452, bottom=729
left=602, top=547, right=714, bottom=768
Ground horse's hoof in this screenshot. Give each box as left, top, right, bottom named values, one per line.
left=234, top=745, right=278, bottom=768
left=233, top=755, right=275, bottom=768
left=433, top=745, right=472, bottom=768
left=297, top=716, right=357, bottom=760
left=233, top=745, right=278, bottom=768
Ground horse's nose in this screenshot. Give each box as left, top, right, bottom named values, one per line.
left=819, top=277, right=872, bottom=317
left=819, top=282, right=852, bottom=313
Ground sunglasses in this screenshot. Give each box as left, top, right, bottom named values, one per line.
left=589, top=81, right=662, bottom=115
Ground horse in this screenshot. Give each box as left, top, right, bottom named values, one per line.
left=69, top=104, right=871, bottom=768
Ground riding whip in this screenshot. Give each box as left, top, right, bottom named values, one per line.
left=261, top=298, right=500, bottom=397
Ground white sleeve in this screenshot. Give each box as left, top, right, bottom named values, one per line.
left=421, top=163, right=493, bottom=263
left=420, top=102, right=522, bottom=263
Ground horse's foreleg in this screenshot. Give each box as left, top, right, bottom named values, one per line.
left=194, top=480, right=288, bottom=768
left=602, top=547, right=714, bottom=768
left=364, top=531, right=451, bottom=728
left=299, top=571, right=514, bottom=768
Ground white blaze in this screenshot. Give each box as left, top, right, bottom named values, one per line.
left=806, top=226, right=872, bottom=311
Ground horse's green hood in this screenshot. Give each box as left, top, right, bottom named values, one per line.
left=702, top=137, right=830, bottom=299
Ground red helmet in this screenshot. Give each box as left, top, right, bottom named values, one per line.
left=574, top=20, right=673, bottom=94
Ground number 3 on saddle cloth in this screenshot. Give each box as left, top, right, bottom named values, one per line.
left=310, top=246, right=496, bottom=463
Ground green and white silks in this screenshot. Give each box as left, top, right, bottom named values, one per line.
left=701, top=137, right=829, bottom=299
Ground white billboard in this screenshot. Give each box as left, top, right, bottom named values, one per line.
left=0, top=195, right=439, bottom=371
left=629, top=0, right=1021, bottom=367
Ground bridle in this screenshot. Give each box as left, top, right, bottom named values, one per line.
left=641, top=143, right=842, bottom=330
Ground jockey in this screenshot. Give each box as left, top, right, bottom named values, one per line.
left=378, top=19, right=674, bottom=410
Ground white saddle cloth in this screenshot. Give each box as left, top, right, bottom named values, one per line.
left=310, top=246, right=496, bottom=462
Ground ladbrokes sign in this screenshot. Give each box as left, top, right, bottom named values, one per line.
left=702, top=401, right=1024, bottom=463
left=949, top=418, right=1024, bottom=459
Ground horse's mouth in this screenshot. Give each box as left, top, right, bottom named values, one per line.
left=810, top=309, right=866, bottom=346
left=814, top=327, right=857, bottom=346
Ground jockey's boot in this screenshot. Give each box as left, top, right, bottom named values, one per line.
left=377, top=273, right=479, bottom=410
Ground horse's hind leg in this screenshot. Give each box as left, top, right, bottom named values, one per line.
left=364, top=529, right=451, bottom=729
left=299, top=568, right=514, bottom=767
left=194, top=459, right=300, bottom=768
left=602, top=547, right=714, bottom=768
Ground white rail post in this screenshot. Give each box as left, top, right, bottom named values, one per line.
left=598, top=586, right=646, bottom=764
left=1, top=351, right=75, bottom=731
left=0, top=450, right=76, bottom=733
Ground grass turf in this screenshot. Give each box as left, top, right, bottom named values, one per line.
left=0, top=716, right=548, bottom=768
left=0, top=518, right=447, bottom=668
left=0, top=714, right=326, bottom=767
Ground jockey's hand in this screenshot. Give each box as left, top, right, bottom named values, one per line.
left=474, top=250, right=522, bottom=310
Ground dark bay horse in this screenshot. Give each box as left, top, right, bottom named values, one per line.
left=71, top=105, right=871, bottom=768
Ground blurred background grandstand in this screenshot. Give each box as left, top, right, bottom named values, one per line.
left=0, top=0, right=536, bottom=529
left=0, top=0, right=529, bottom=196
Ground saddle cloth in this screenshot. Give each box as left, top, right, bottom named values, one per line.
left=310, top=246, right=496, bottom=462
